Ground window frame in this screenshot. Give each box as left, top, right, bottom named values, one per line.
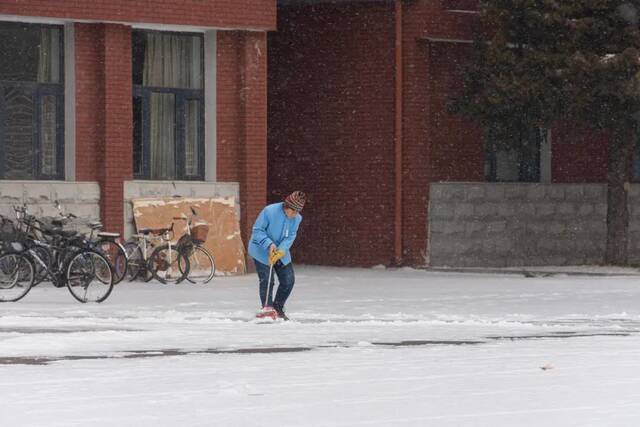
left=132, top=29, right=205, bottom=181
left=0, top=22, right=65, bottom=180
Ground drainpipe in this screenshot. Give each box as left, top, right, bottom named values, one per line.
left=394, top=0, right=404, bottom=265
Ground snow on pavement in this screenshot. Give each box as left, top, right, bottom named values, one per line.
left=2, top=266, right=640, bottom=426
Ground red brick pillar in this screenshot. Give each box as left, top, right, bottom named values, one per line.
left=75, top=23, right=104, bottom=182
left=239, top=32, right=268, bottom=244
left=100, top=24, right=133, bottom=235
left=216, top=31, right=268, bottom=248
left=402, top=11, right=432, bottom=266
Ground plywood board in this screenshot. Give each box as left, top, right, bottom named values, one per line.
left=131, top=197, right=246, bottom=276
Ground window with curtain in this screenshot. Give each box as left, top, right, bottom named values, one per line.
left=485, top=126, right=545, bottom=182
left=132, top=30, right=204, bottom=180
left=0, top=22, right=64, bottom=180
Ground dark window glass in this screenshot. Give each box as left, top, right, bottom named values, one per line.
left=133, top=96, right=144, bottom=176
left=0, top=24, right=61, bottom=83
left=132, top=30, right=204, bottom=180
left=485, top=127, right=543, bottom=182
left=0, top=22, right=64, bottom=180
left=2, top=86, right=35, bottom=179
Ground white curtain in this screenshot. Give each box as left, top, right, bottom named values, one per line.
left=142, top=32, right=202, bottom=179
left=185, top=100, right=200, bottom=176
left=150, top=93, right=175, bottom=179
left=40, top=95, right=57, bottom=176
left=143, top=33, right=202, bottom=89
left=37, top=28, right=60, bottom=83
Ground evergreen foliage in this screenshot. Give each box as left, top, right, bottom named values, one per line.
left=452, top=0, right=640, bottom=263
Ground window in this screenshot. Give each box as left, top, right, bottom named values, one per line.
left=633, top=133, right=640, bottom=182
left=0, top=22, right=64, bottom=180
left=485, top=127, right=546, bottom=182
left=132, top=30, right=204, bottom=180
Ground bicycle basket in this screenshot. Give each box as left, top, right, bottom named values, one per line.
left=191, top=223, right=209, bottom=244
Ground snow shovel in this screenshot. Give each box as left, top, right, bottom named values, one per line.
left=256, top=263, right=277, bottom=320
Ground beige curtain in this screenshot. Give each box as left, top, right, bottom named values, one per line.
left=150, top=93, right=175, bottom=179
left=143, top=32, right=202, bottom=179
left=40, top=95, right=57, bottom=176
left=185, top=100, right=200, bottom=176
left=143, top=33, right=202, bottom=89
left=37, top=28, right=60, bottom=83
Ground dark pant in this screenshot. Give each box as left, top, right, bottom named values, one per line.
left=254, top=259, right=295, bottom=310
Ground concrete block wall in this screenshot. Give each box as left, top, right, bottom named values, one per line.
left=123, top=181, right=239, bottom=238
left=428, top=183, right=608, bottom=267
left=0, top=181, right=100, bottom=232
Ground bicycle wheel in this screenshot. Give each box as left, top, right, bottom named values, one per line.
left=123, top=241, right=142, bottom=281
left=96, top=239, right=127, bottom=285
left=148, top=244, right=189, bottom=284
left=182, top=246, right=215, bottom=284
left=66, top=250, right=114, bottom=303
left=123, top=242, right=153, bottom=282
left=0, top=252, right=35, bottom=302
left=31, top=245, right=51, bottom=286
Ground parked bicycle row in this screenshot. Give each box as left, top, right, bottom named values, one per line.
left=0, top=203, right=215, bottom=303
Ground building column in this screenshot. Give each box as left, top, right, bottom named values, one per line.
left=239, top=31, right=268, bottom=244
left=402, top=9, right=432, bottom=266
left=101, top=24, right=133, bottom=235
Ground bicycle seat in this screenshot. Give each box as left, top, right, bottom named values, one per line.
left=89, top=222, right=103, bottom=230
left=97, top=232, right=120, bottom=238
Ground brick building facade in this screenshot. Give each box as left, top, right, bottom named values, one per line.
left=268, top=0, right=613, bottom=267
left=0, top=0, right=275, bottom=244
left=0, top=0, right=621, bottom=269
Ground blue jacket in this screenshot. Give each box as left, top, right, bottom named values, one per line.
left=248, top=202, right=302, bottom=266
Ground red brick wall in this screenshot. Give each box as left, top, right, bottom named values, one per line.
left=217, top=32, right=242, bottom=184
left=74, top=24, right=267, bottom=240
left=0, top=1, right=276, bottom=30
left=267, top=1, right=482, bottom=266
left=400, top=1, right=479, bottom=265
left=268, top=3, right=396, bottom=267
left=240, top=32, right=268, bottom=246
left=552, top=123, right=609, bottom=183
left=75, top=24, right=104, bottom=182
left=217, top=31, right=268, bottom=245
left=427, top=43, right=484, bottom=183
left=74, top=23, right=133, bottom=234
left=268, top=0, right=612, bottom=268
left=101, top=24, right=133, bottom=235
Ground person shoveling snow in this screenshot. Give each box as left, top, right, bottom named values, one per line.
left=248, top=191, right=306, bottom=321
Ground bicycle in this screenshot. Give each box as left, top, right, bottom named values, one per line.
left=174, top=207, right=215, bottom=284
left=124, top=223, right=190, bottom=284
left=0, top=216, right=35, bottom=302
left=0, top=206, right=114, bottom=303
left=53, top=201, right=128, bottom=285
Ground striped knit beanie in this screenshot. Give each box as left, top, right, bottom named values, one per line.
left=284, top=191, right=306, bottom=212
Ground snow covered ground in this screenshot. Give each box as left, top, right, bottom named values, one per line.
left=2, top=266, right=640, bottom=426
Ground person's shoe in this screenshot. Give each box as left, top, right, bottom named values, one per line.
left=274, top=306, right=289, bottom=321
left=256, top=306, right=277, bottom=320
